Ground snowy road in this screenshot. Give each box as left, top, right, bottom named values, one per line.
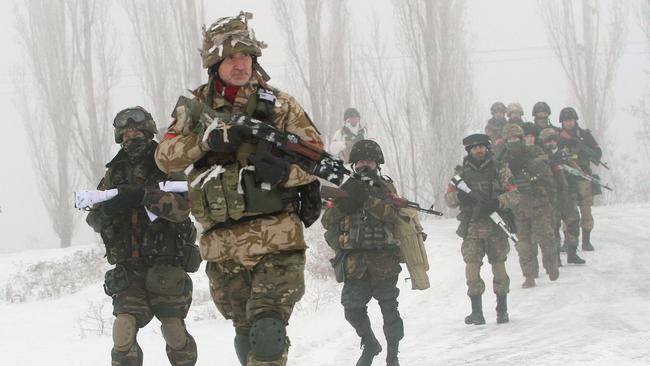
left=1, top=204, right=649, bottom=365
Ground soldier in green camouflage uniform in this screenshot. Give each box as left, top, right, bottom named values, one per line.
left=506, top=103, right=525, bottom=127
left=532, top=101, right=555, bottom=130
left=445, top=133, right=520, bottom=325
left=155, top=12, right=323, bottom=366
left=86, top=107, right=199, bottom=366
left=539, top=128, right=585, bottom=265
left=485, top=102, right=508, bottom=146
left=322, top=140, right=404, bottom=366
left=498, top=124, right=559, bottom=288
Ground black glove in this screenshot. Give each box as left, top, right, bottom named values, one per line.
left=336, top=179, right=369, bottom=214
left=251, top=152, right=291, bottom=186
left=457, top=190, right=474, bottom=205
left=102, top=184, right=145, bottom=216
left=206, top=125, right=248, bottom=153
left=479, top=198, right=500, bottom=216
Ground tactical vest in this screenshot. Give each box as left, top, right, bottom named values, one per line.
left=99, top=145, right=197, bottom=266
left=186, top=82, right=299, bottom=230
left=458, top=158, right=503, bottom=213
left=339, top=209, right=398, bottom=251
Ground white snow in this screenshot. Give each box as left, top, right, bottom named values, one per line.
left=1, top=204, right=649, bottom=365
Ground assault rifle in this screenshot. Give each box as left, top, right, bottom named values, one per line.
left=320, top=185, right=443, bottom=216
left=559, top=130, right=609, bottom=170
left=178, top=96, right=349, bottom=185
left=558, top=164, right=613, bottom=191
left=450, top=175, right=519, bottom=244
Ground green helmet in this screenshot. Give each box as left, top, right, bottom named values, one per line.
left=559, top=107, right=579, bottom=122
left=532, top=101, right=551, bottom=116
left=490, top=102, right=507, bottom=115
left=502, top=123, right=524, bottom=140
left=113, top=106, right=157, bottom=143
left=349, top=140, right=384, bottom=164
left=343, top=107, right=360, bottom=120
left=200, top=11, right=267, bottom=69
left=539, top=128, right=560, bottom=143
left=507, top=102, right=524, bottom=117
left=521, top=122, right=540, bottom=138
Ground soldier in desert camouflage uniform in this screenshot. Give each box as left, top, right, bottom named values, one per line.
left=86, top=106, right=199, bottom=366
left=484, top=102, right=508, bottom=146
left=445, top=133, right=519, bottom=325
left=154, top=12, right=323, bottom=366
left=498, top=124, right=559, bottom=288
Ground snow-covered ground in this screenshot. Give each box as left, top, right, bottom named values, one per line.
left=1, top=204, right=649, bottom=365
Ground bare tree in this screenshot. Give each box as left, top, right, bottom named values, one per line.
left=274, top=0, right=352, bottom=143
left=15, top=0, right=118, bottom=247
left=123, top=0, right=204, bottom=133
left=541, top=0, right=627, bottom=142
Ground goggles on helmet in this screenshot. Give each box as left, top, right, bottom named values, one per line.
left=113, top=108, right=149, bottom=128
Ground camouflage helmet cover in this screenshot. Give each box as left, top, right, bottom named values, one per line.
left=349, top=139, right=384, bottom=164
left=539, top=127, right=560, bottom=142
left=490, top=102, right=507, bottom=114
left=343, top=107, right=360, bottom=120
left=502, top=123, right=524, bottom=140
left=521, top=122, right=540, bottom=138
left=462, top=133, right=491, bottom=151
left=113, top=106, right=157, bottom=143
left=559, top=107, right=579, bottom=122
left=507, top=102, right=524, bottom=117
left=200, top=11, right=267, bottom=69
left=532, top=101, right=551, bottom=116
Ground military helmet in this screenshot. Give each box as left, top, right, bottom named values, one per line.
left=507, top=102, right=524, bottom=117
left=539, top=128, right=560, bottom=143
left=521, top=122, right=540, bottom=138
left=113, top=106, right=157, bottom=143
left=462, top=133, right=491, bottom=151
left=559, top=107, right=579, bottom=122
left=349, top=139, right=384, bottom=164
left=532, top=101, right=551, bottom=116
left=343, top=107, right=360, bottom=121
left=490, top=102, right=507, bottom=115
left=502, top=123, right=524, bottom=141
left=200, top=11, right=267, bottom=69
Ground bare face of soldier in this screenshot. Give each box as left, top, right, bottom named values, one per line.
left=562, top=119, right=577, bottom=130
left=544, top=139, right=558, bottom=151
left=509, top=111, right=523, bottom=120
left=355, top=160, right=378, bottom=171
left=218, top=52, right=253, bottom=86
left=535, top=112, right=549, bottom=120
left=122, top=129, right=145, bottom=142
left=469, top=144, right=488, bottom=160
left=493, top=111, right=506, bottom=120
left=523, top=134, right=535, bottom=146
left=346, top=116, right=360, bottom=127
left=506, top=136, right=520, bottom=143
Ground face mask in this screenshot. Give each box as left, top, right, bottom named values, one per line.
left=355, top=165, right=377, bottom=177
left=506, top=140, right=525, bottom=153
left=122, top=137, right=152, bottom=158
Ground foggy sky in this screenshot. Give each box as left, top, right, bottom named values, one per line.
left=0, top=0, right=647, bottom=253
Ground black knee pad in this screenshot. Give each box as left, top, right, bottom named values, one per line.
left=249, top=317, right=286, bottom=362
left=379, top=300, right=404, bottom=340
left=234, top=327, right=251, bottom=365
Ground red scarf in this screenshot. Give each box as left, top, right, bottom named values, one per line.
left=213, top=78, right=240, bottom=104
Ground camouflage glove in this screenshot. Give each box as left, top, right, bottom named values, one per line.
left=206, top=125, right=248, bottom=153
left=251, top=151, right=291, bottom=186
left=102, top=184, right=145, bottom=216
left=337, top=179, right=369, bottom=214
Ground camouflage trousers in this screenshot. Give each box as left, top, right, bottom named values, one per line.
left=554, top=193, right=581, bottom=247
left=461, top=225, right=510, bottom=296
left=341, top=271, right=404, bottom=341
left=575, top=179, right=594, bottom=230
left=515, top=202, right=558, bottom=278
left=205, top=250, right=306, bottom=366
left=110, top=264, right=196, bottom=366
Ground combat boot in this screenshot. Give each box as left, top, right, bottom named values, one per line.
left=464, top=295, right=485, bottom=325
left=385, top=338, right=400, bottom=366
left=496, top=295, right=509, bottom=324
left=522, top=277, right=536, bottom=288
left=548, top=266, right=559, bottom=281
left=567, top=245, right=586, bottom=264
left=582, top=229, right=594, bottom=251
left=356, top=334, right=382, bottom=366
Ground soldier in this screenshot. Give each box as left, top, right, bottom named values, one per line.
left=154, top=12, right=323, bottom=366
left=506, top=103, right=525, bottom=127
left=329, top=107, right=368, bottom=163
left=557, top=107, right=601, bottom=252
left=445, top=133, right=519, bottom=325
left=322, top=140, right=405, bottom=366
left=86, top=107, right=199, bottom=366
left=521, top=122, right=544, bottom=156
left=539, top=128, right=585, bottom=265
left=498, top=124, right=558, bottom=288
left=532, top=101, right=555, bottom=130
left=485, top=102, right=508, bottom=146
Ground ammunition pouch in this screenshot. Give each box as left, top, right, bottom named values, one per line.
left=145, top=265, right=190, bottom=296
left=329, top=251, right=347, bottom=283
left=591, top=174, right=602, bottom=196
left=104, top=265, right=130, bottom=296
left=511, top=173, right=533, bottom=194
left=182, top=243, right=202, bottom=273
left=297, top=180, right=322, bottom=228
left=343, top=211, right=398, bottom=251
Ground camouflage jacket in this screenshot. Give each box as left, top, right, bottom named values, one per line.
left=155, top=75, right=323, bottom=268
left=321, top=177, right=402, bottom=280
left=484, top=117, right=507, bottom=145
left=558, top=126, right=602, bottom=175
left=86, top=142, right=195, bottom=266
left=444, top=155, right=520, bottom=239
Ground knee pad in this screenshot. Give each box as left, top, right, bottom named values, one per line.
left=113, top=314, right=138, bottom=352
left=234, top=327, right=251, bottom=366
left=249, top=317, right=286, bottom=362
left=160, top=318, right=188, bottom=351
